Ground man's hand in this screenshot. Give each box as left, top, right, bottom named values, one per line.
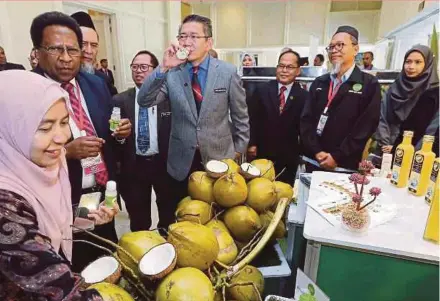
left=381, top=145, right=393, bottom=153
left=315, top=151, right=329, bottom=162
left=160, top=43, right=188, bottom=73
left=320, top=154, right=337, bottom=170
left=112, top=118, right=131, bottom=139
left=247, top=146, right=257, bottom=161
left=65, top=136, right=105, bottom=160
left=88, top=202, right=120, bottom=226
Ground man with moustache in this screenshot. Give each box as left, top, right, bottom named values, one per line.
left=113, top=50, right=172, bottom=230
left=247, top=50, right=307, bottom=185
left=30, top=11, right=131, bottom=271
left=71, top=11, right=118, bottom=96
left=138, top=14, right=249, bottom=212
left=300, top=26, right=381, bottom=172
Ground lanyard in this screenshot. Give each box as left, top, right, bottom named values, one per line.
left=324, top=79, right=342, bottom=114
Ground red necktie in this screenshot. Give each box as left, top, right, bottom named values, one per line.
left=279, top=85, right=287, bottom=114
left=192, top=66, right=203, bottom=103
left=62, top=83, right=109, bottom=186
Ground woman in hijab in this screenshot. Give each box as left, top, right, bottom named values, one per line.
left=376, top=44, right=439, bottom=155
left=0, top=70, right=103, bottom=300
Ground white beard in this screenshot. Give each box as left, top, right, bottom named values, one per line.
left=81, top=63, right=95, bottom=74
left=331, top=61, right=342, bottom=75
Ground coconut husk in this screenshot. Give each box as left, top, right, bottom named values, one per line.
left=138, top=242, right=177, bottom=281
left=80, top=256, right=122, bottom=289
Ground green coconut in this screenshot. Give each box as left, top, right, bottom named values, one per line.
left=88, top=282, right=134, bottom=301
left=167, top=221, right=219, bottom=270
left=223, top=206, right=262, bottom=242
left=260, top=211, right=286, bottom=239
left=175, top=199, right=213, bottom=224
left=156, top=267, right=215, bottom=301
left=213, top=173, right=248, bottom=208
left=227, top=265, right=264, bottom=301
left=251, top=159, right=276, bottom=181
left=177, top=196, right=192, bottom=209
left=246, top=178, right=277, bottom=213
left=222, top=158, right=240, bottom=174
left=188, top=171, right=215, bottom=204
left=272, top=181, right=293, bottom=209
left=117, top=231, right=166, bottom=273
left=206, top=220, right=238, bottom=265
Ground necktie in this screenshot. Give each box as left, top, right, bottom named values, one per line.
left=137, top=106, right=150, bottom=154
left=279, top=85, right=287, bottom=114
left=62, top=82, right=109, bottom=186
left=192, top=66, right=203, bottom=113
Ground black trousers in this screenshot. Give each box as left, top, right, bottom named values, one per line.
left=120, top=155, right=168, bottom=232
left=160, top=150, right=204, bottom=229
left=274, top=160, right=298, bottom=186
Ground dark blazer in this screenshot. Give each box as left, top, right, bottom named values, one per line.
left=33, top=66, right=117, bottom=205
left=95, top=69, right=118, bottom=96
left=300, top=66, right=381, bottom=169
left=249, top=80, right=308, bottom=167
left=0, top=62, right=25, bottom=71
left=100, top=68, right=115, bottom=86
left=113, top=88, right=171, bottom=177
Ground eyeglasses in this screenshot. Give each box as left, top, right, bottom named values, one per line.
left=176, top=34, right=211, bottom=42
left=277, top=64, right=299, bottom=71
left=39, top=45, right=81, bottom=57
left=130, top=64, right=154, bottom=72
left=325, top=42, right=356, bottom=53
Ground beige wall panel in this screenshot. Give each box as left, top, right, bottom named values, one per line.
left=215, top=2, right=247, bottom=49
left=192, top=3, right=211, bottom=19
left=377, top=1, right=421, bottom=39
left=249, top=2, right=285, bottom=47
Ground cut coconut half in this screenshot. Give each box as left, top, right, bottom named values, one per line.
left=240, top=163, right=261, bottom=180
left=81, top=256, right=121, bottom=286
left=139, top=242, right=177, bottom=280
left=205, top=160, right=229, bottom=179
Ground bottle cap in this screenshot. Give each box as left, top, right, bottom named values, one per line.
left=403, top=131, right=414, bottom=137
left=106, top=180, right=117, bottom=191
left=423, top=135, right=435, bottom=142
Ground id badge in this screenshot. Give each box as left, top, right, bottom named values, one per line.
left=316, top=114, right=328, bottom=136
left=81, top=153, right=106, bottom=176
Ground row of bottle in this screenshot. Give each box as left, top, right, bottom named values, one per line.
left=390, top=131, right=438, bottom=243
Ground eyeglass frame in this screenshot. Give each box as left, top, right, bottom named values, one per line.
left=276, top=64, right=299, bottom=71
left=325, top=42, right=357, bottom=53
left=130, top=63, right=155, bottom=72
left=176, top=34, right=212, bottom=42
left=39, top=45, right=82, bottom=57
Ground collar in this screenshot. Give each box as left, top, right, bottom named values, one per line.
left=135, top=86, right=139, bottom=94
left=187, top=54, right=210, bottom=72
left=44, top=73, right=77, bottom=87
left=330, top=63, right=356, bottom=83
left=278, top=81, right=294, bottom=92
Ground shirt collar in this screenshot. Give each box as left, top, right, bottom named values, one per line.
left=330, top=63, right=356, bottom=83
left=44, top=73, right=77, bottom=87
left=278, top=81, right=294, bottom=91
left=187, top=54, right=210, bottom=72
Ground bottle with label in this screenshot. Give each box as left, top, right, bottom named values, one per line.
left=408, top=135, right=436, bottom=196
left=423, top=172, right=439, bottom=243
left=425, top=158, right=439, bottom=204
left=105, top=181, right=117, bottom=208
left=110, top=107, right=121, bottom=132
left=391, top=131, right=415, bottom=187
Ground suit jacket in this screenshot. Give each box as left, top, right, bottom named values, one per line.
left=100, top=68, right=115, bottom=86
left=249, top=81, right=308, bottom=167
left=95, top=69, right=118, bottom=96
left=113, top=88, right=171, bottom=178
left=0, top=62, right=25, bottom=71
left=138, top=57, right=250, bottom=181
left=300, top=66, right=381, bottom=169
left=33, top=67, right=117, bottom=205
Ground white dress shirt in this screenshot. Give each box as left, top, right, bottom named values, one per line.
left=135, top=87, right=159, bottom=156
left=278, top=82, right=294, bottom=104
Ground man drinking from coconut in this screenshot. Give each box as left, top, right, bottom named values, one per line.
left=137, top=14, right=249, bottom=224
left=300, top=25, right=381, bottom=172
left=247, top=49, right=308, bottom=185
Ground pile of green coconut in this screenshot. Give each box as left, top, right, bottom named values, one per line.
left=79, top=159, right=293, bottom=301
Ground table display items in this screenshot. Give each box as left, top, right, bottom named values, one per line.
left=425, top=158, right=440, bottom=204
left=423, top=167, right=440, bottom=243
left=391, top=131, right=415, bottom=187
left=408, top=135, right=436, bottom=196
left=73, top=158, right=293, bottom=301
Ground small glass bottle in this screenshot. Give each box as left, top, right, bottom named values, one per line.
left=104, top=181, right=117, bottom=208
left=110, top=107, right=121, bottom=132
left=408, top=135, right=436, bottom=196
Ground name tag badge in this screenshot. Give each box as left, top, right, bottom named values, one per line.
left=161, top=112, right=171, bottom=118
left=82, top=153, right=106, bottom=176
left=316, top=114, right=328, bottom=136
left=214, top=88, right=227, bottom=93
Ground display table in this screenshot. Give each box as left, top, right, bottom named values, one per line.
left=303, top=172, right=439, bottom=301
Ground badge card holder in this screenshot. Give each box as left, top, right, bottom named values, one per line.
left=79, top=130, right=106, bottom=176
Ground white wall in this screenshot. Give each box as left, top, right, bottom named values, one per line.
left=377, top=0, right=421, bottom=40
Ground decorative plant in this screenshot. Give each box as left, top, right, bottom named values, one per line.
left=348, top=160, right=382, bottom=211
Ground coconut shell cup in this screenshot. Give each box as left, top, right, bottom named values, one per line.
left=138, top=242, right=177, bottom=281
left=239, top=163, right=261, bottom=180
left=205, top=160, right=229, bottom=179
left=80, top=256, right=122, bottom=289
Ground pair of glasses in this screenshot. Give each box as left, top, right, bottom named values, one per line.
left=130, top=64, right=154, bottom=72
left=176, top=34, right=211, bottom=41
left=325, top=42, right=356, bottom=53
left=277, top=64, right=298, bottom=71
left=39, top=45, right=81, bottom=57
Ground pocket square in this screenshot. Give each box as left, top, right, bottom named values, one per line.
left=214, top=88, right=227, bottom=93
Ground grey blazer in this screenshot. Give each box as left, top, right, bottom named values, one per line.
left=137, top=57, right=250, bottom=181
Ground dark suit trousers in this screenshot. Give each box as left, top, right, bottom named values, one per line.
left=121, top=155, right=167, bottom=232
left=162, top=150, right=204, bottom=229
left=274, top=160, right=298, bottom=186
